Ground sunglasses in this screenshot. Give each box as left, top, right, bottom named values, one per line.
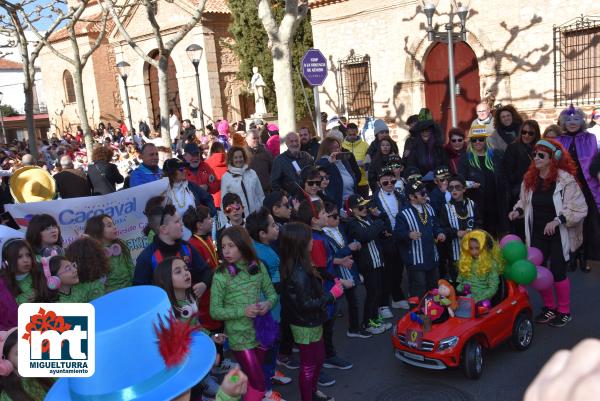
left=328, top=213, right=339, bottom=219
left=357, top=205, right=367, bottom=211
left=521, top=130, right=536, bottom=136
left=414, top=190, right=427, bottom=197
left=388, top=164, right=401, bottom=169
left=470, top=137, right=486, bottom=143
left=225, top=204, right=243, bottom=213
left=533, top=152, right=548, bottom=160
left=436, top=176, right=448, bottom=182
left=306, top=180, right=321, bottom=187
left=451, top=138, right=464, bottom=143
left=320, top=175, right=330, bottom=181
left=448, top=184, right=464, bottom=191
left=381, top=179, right=397, bottom=186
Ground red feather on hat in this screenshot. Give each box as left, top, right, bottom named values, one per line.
left=154, top=313, right=199, bottom=368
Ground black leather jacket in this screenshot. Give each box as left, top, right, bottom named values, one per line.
left=281, top=265, right=334, bottom=327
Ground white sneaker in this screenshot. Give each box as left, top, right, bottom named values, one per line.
left=381, top=321, right=393, bottom=331
left=263, top=390, right=286, bottom=401
left=365, top=322, right=386, bottom=335
left=379, top=306, right=393, bottom=319
left=391, top=300, right=410, bottom=310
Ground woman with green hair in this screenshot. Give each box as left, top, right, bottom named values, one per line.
left=458, top=128, right=508, bottom=237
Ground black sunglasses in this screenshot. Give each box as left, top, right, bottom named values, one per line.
left=320, top=175, right=330, bottom=181
left=451, top=138, right=464, bottom=143
left=521, top=130, right=536, bottom=136
left=533, top=152, right=548, bottom=160
left=381, top=179, right=397, bottom=186
left=470, top=137, right=486, bottom=143
left=448, top=184, right=464, bottom=191
left=328, top=213, right=339, bottom=219
left=306, top=180, right=321, bottom=187
left=357, top=205, right=367, bottom=211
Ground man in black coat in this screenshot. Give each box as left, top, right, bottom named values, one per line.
left=270, top=132, right=314, bottom=196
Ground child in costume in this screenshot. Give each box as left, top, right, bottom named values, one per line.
left=64, top=237, right=107, bottom=302
left=456, top=230, right=501, bottom=305
left=210, top=226, right=278, bottom=401
left=0, top=328, right=53, bottom=401
left=25, top=214, right=64, bottom=261
left=84, top=214, right=135, bottom=292
left=280, top=222, right=342, bottom=401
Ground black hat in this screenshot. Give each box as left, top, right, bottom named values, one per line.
left=384, top=154, right=403, bottom=169
left=183, top=143, right=200, bottom=155
left=346, top=194, right=370, bottom=210
left=404, top=166, right=422, bottom=183
left=406, top=180, right=427, bottom=196
left=409, top=119, right=435, bottom=135
left=448, top=174, right=466, bottom=187
left=434, top=165, right=450, bottom=179
left=378, top=168, right=395, bottom=179
left=162, top=158, right=187, bottom=175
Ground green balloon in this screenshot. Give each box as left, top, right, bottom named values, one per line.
left=507, top=260, right=537, bottom=285
left=501, top=240, right=528, bottom=264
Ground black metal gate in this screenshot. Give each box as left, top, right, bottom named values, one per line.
left=554, top=15, right=600, bottom=106
left=339, top=53, right=374, bottom=118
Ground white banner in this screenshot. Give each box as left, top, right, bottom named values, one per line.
left=5, top=179, right=169, bottom=260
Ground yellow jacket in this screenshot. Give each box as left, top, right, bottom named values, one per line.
left=342, top=138, right=368, bottom=186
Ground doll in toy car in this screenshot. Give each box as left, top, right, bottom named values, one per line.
left=456, top=230, right=502, bottom=306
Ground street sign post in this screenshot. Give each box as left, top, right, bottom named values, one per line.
left=301, top=49, right=328, bottom=139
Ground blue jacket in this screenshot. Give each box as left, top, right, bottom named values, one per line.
left=323, top=224, right=360, bottom=283
left=130, top=164, right=163, bottom=187
left=133, top=238, right=211, bottom=286
left=254, top=240, right=282, bottom=321
left=188, top=182, right=217, bottom=216
left=395, top=203, right=444, bottom=270
left=428, top=187, right=450, bottom=218
left=316, top=157, right=358, bottom=209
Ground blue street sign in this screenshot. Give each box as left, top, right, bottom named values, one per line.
left=301, top=49, right=328, bottom=86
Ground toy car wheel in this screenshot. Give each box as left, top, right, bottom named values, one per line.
left=462, top=339, right=483, bottom=380
left=511, top=312, right=533, bottom=351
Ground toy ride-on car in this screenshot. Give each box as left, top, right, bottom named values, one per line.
left=391, top=277, right=533, bottom=379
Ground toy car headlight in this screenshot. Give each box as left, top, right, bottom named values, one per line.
left=438, top=336, right=459, bottom=351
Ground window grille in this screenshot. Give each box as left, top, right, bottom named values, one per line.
left=339, top=54, right=374, bottom=118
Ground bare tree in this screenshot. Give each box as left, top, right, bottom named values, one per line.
left=103, top=0, right=207, bottom=149
left=0, top=0, right=71, bottom=159
left=19, top=0, right=109, bottom=157
left=255, top=0, right=308, bottom=138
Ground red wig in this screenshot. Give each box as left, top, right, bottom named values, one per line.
left=523, top=139, right=578, bottom=191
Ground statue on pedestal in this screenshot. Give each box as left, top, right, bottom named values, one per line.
left=250, top=66, right=268, bottom=118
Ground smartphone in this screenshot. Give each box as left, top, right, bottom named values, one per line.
left=337, top=152, right=352, bottom=161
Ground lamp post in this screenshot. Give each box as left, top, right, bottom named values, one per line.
left=186, top=44, right=205, bottom=132
left=423, top=2, right=469, bottom=129
left=116, top=61, right=134, bottom=133
left=0, top=91, right=6, bottom=144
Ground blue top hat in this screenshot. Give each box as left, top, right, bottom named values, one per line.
left=45, top=286, right=216, bottom=401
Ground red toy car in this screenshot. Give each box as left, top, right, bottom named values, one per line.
left=391, top=277, right=533, bottom=379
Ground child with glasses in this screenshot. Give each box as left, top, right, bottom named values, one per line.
left=395, top=181, right=446, bottom=298
left=439, top=175, right=480, bottom=280
left=429, top=166, right=453, bottom=279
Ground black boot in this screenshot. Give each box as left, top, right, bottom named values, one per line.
left=579, top=252, right=591, bottom=273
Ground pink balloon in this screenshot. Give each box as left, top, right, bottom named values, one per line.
left=527, top=247, right=544, bottom=266
left=530, top=266, right=554, bottom=291
left=500, top=234, right=522, bottom=248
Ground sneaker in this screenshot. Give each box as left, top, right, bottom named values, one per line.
left=378, top=306, right=393, bottom=319
left=271, top=370, right=292, bottom=385
left=391, top=300, right=410, bottom=309
left=313, top=390, right=335, bottom=401
left=213, top=358, right=237, bottom=375
left=276, top=354, right=299, bottom=370
left=376, top=316, right=392, bottom=331
left=549, top=312, right=572, bottom=327
left=346, top=329, right=373, bottom=339
left=323, top=355, right=353, bottom=370
left=535, top=307, right=557, bottom=324
left=317, top=370, right=336, bottom=387
left=365, top=320, right=385, bottom=335
left=263, top=390, right=286, bottom=401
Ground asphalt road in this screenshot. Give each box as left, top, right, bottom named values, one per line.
left=276, top=263, right=600, bottom=401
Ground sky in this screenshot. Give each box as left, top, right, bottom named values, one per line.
left=0, top=0, right=68, bottom=32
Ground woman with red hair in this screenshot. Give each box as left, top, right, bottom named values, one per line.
left=508, top=139, right=587, bottom=327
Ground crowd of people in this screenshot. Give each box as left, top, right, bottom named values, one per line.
left=1, top=103, right=600, bottom=401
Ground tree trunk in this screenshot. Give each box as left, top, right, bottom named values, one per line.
left=23, top=80, right=38, bottom=159
left=72, top=67, right=94, bottom=157
left=271, top=41, right=296, bottom=139
left=157, top=56, right=172, bottom=150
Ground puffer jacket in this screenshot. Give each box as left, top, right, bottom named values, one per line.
left=513, top=170, right=588, bottom=260
left=220, top=165, right=265, bottom=214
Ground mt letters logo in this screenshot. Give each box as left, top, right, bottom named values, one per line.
left=18, top=303, right=95, bottom=377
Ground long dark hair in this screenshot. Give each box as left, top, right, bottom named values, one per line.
left=1, top=330, right=53, bottom=401
left=279, top=222, right=318, bottom=281
left=25, top=214, right=63, bottom=250
left=65, top=237, right=109, bottom=283
left=153, top=256, right=193, bottom=319
left=217, top=226, right=258, bottom=273
left=84, top=214, right=132, bottom=261
left=0, top=239, right=52, bottom=302
left=517, top=120, right=541, bottom=144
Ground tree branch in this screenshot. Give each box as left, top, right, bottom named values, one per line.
left=143, top=0, right=165, bottom=53
left=164, top=0, right=207, bottom=51
left=255, top=0, right=278, bottom=40
left=80, top=7, right=109, bottom=67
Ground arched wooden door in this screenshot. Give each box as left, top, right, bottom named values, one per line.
left=146, top=51, right=181, bottom=129
left=424, top=42, right=480, bottom=138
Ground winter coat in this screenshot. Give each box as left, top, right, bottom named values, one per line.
left=502, top=141, right=534, bottom=206
left=270, top=150, right=314, bottom=196
left=221, top=165, right=265, bottom=214
left=88, top=161, right=124, bottom=194
left=301, top=138, right=320, bottom=161
left=443, top=143, right=467, bottom=175
left=129, top=163, right=162, bottom=188
left=185, top=161, right=220, bottom=195
left=345, top=216, right=385, bottom=274
left=395, top=203, right=443, bottom=270
left=316, top=156, right=357, bottom=209
left=205, top=152, right=228, bottom=208
left=406, top=138, right=448, bottom=177
left=244, top=144, right=273, bottom=193
left=342, top=138, right=369, bottom=187
left=490, top=122, right=521, bottom=153
left=281, top=264, right=333, bottom=328
left=513, top=170, right=588, bottom=261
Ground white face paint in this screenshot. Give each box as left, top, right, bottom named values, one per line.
left=565, top=114, right=583, bottom=133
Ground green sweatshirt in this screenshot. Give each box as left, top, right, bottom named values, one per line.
left=106, top=253, right=134, bottom=293
left=0, top=377, right=48, bottom=401
left=456, top=261, right=500, bottom=303
left=16, top=274, right=35, bottom=305
left=210, top=262, right=278, bottom=351
left=215, top=389, right=241, bottom=401
left=58, top=280, right=105, bottom=303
